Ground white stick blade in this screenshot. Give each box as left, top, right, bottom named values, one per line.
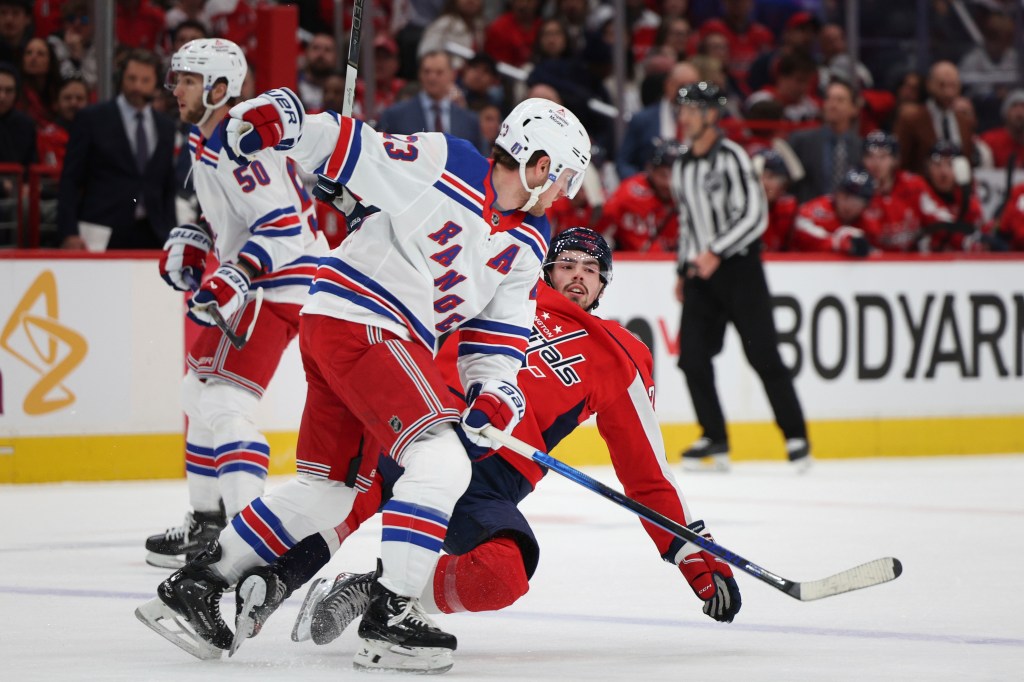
left=798, top=557, right=903, bottom=601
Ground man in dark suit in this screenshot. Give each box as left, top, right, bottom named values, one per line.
left=787, top=79, right=863, bottom=203
left=376, top=50, right=483, bottom=153
left=893, top=61, right=974, bottom=176
left=616, top=61, right=698, bottom=181
left=58, top=48, right=176, bottom=250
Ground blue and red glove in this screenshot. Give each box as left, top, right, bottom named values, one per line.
left=678, top=520, right=742, bottom=623
left=225, top=87, right=305, bottom=160
left=187, top=263, right=251, bottom=327
left=159, top=223, right=212, bottom=291
left=460, top=379, right=526, bottom=455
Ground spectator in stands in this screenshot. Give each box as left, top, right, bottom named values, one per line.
left=321, top=70, right=346, bottom=114
left=36, top=77, right=89, bottom=170
left=787, top=79, right=862, bottom=203
left=356, top=35, right=408, bottom=118
left=952, top=96, right=993, bottom=168
left=473, top=100, right=502, bottom=148
left=484, top=0, right=541, bottom=68
left=165, top=0, right=212, bottom=34
left=860, top=130, right=934, bottom=252
left=57, top=49, right=176, bottom=250
left=297, top=32, right=337, bottom=113
left=690, top=54, right=742, bottom=120
left=418, top=0, right=486, bottom=69
left=918, top=140, right=986, bottom=252
left=391, top=0, right=444, bottom=80
left=598, top=139, right=682, bottom=253
left=816, top=24, right=872, bottom=92
left=587, top=0, right=660, bottom=65
left=48, top=0, right=98, bottom=91
left=893, top=61, right=974, bottom=176
left=755, top=149, right=798, bottom=252
left=552, top=0, right=589, bottom=55
left=116, top=0, right=167, bottom=52
left=747, top=11, right=819, bottom=94
left=526, top=18, right=592, bottom=118
left=980, top=89, right=1024, bottom=169
left=957, top=11, right=1016, bottom=101
left=170, top=19, right=208, bottom=54
left=792, top=169, right=878, bottom=257
left=0, top=0, right=30, bottom=65
left=745, top=51, right=819, bottom=123
left=616, top=60, right=698, bottom=181
left=17, top=38, right=61, bottom=124
left=0, top=61, right=35, bottom=185
left=693, top=0, right=774, bottom=94
left=653, top=15, right=691, bottom=63
left=458, top=53, right=502, bottom=111
left=377, top=50, right=483, bottom=151
left=693, top=27, right=746, bottom=111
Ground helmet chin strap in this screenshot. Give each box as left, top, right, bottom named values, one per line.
left=197, top=86, right=230, bottom=128
left=517, top=163, right=552, bottom=212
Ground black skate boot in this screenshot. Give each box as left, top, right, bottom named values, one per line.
left=354, top=579, right=457, bottom=673
left=145, top=504, right=226, bottom=568
left=230, top=565, right=292, bottom=656
left=156, top=544, right=234, bottom=650
left=681, top=437, right=730, bottom=472
left=307, top=564, right=378, bottom=645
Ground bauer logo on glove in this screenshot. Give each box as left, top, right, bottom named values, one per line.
left=188, top=263, right=251, bottom=327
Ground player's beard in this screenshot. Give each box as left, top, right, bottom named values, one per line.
left=180, top=99, right=206, bottom=125
left=561, top=284, right=591, bottom=310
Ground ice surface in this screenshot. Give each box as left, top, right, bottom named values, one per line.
left=2, top=455, right=1022, bottom=681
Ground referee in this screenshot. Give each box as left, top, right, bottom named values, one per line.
left=670, top=81, right=810, bottom=472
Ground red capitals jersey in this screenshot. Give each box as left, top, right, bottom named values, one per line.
left=596, top=173, right=679, bottom=253
left=864, top=171, right=932, bottom=252
left=792, top=195, right=881, bottom=252
left=547, top=195, right=595, bottom=237
left=919, top=183, right=984, bottom=252
left=762, top=195, right=798, bottom=251
left=437, top=283, right=696, bottom=559
left=1000, top=184, right=1024, bottom=251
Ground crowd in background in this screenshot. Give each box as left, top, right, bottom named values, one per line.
left=1, top=0, right=1023, bottom=252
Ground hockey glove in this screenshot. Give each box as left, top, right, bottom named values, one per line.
left=832, top=226, right=870, bottom=258
left=226, top=87, right=305, bottom=159
left=313, top=175, right=380, bottom=234
left=188, top=263, right=251, bottom=327
left=159, top=223, right=212, bottom=291
left=460, top=380, right=526, bottom=453
left=678, top=520, right=742, bottom=623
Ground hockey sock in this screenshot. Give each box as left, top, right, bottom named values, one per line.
left=431, top=537, right=529, bottom=614
left=271, top=533, right=333, bottom=595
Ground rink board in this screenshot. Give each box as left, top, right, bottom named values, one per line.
left=1, top=252, right=1022, bottom=482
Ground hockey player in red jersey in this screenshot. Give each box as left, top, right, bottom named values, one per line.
left=226, top=228, right=741, bottom=658
left=596, top=139, right=683, bottom=252
left=998, top=183, right=1024, bottom=251
left=792, top=169, right=879, bottom=256
left=138, top=95, right=591, bottom=673
left=145, top=39, right=327, bottom=568
left=861, top=131, right=936, bottom=252
left=918, top=141, right=988, bottom=252
left=755, top=149, right=799, bottom=252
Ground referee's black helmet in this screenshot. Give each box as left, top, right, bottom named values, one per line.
left=544, top=227, right=613, bottom=285
left=675, top=81, right=728, bottom=110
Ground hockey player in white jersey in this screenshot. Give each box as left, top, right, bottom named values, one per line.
left=137, top=93, right=591, bottom=673
left=143, top=39, right=327, bottom=568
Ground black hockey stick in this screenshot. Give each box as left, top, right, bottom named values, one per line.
left=341, top=0, right=364, bottom=119
left=482, top=426, right=902, bottom=601
left=183, top=272, right=263, bottom=351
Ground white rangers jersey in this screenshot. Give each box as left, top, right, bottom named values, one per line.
left=281, top=113, right=550, bottom=387
left=187, top=119, right=327, bottom=304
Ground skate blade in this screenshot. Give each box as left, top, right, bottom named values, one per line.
left=291, top=577, right=328, bottom=643
left=789, top=455, right=813, bottom=474
left=353, top=639, right=454, bottom=675
left=145, top=552, right=185, bottom=569
left=135, top=597, right=223, bottom=660
left=681, top=454, right=730, bottom=473
left=229, top=575, right=267, bottom=657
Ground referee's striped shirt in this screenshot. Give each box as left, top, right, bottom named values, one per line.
left=670, top=135, right=767, bottom=265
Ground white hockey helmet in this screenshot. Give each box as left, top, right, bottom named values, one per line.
left=495, top=98, right=591, bottom=211
left=167, top=38, right=247, bottom=119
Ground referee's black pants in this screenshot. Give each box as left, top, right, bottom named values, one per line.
left=677, top=249, right=807, bottom=444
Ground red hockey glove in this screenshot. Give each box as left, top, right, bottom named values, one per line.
left=225, top=87, right=304, bottom=159
left=678, top=520, right=742, bottom=623
left=187, top=263, right=251, bottom=327
left=460, top=380, right=526, bottom=454
left=159, top=223, right=212, bottom=291
left=832, top=226, right=870, bottom=258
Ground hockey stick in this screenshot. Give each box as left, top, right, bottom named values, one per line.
left=341, top=0, right=364, bottom=119
left=481, top=426, right=902, bottom=602
left=183, top=272, right=264, bottom=351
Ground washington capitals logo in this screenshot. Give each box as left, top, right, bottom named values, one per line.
left=524, top=317, right=587, bottom=387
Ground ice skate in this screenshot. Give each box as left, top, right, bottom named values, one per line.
left=291, top=576, right=330, bottom=642
left=136, top=543, right=233, bottom=659
left=681, top=437, right=730, bottom=472
left=787, top=438, right=812, bottom=473
left=145, top=505, right=226, bottom=568
left=306, top=567, right=376, bottom=645
left=231, top=565, right=291, bottom=656
left=353, top=581, right=456, bottom=674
